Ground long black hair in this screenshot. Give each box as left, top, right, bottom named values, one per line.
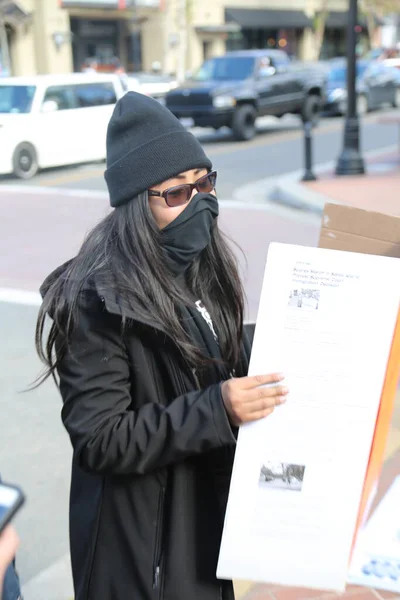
left=35, top=192, right=245, bottom=384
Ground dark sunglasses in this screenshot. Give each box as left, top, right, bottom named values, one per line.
left=148, top=171, right=217, bottom=207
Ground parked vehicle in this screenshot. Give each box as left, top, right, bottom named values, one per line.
left=0, top=73, right=126, bottom=179
left=323, top=58, right=400, bottom=116
left=382, top=57, right=400, bottom=70
left=165, top=50, right=327, bottom=141
left=126, top=72, right=178, bottom=103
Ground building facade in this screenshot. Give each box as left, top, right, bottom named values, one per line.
left=0, top=0, right=375, bottom=78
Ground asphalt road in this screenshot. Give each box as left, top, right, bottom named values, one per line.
left=1, top=109, right=399, bottom=200
left=0, top=108, right=398, bottom=598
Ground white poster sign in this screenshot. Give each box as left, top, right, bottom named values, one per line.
left=217, top=243, right=400, bottom=592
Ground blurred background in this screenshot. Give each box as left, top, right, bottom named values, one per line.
left=1, top=0, right=400, bottom=178
left=0, top=2, right=400, bottom=600
left=0, top=0, right=399, bottom=98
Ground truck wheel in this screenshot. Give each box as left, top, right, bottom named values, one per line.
left=12, top=143, right=38, bottom=179
left=301, top=95, right=321, bottom=126
left=232, top=104, right=257, bottom=141
left=392, top=88, right=400, bottom=108
left=392, top=87, right=400, bottom=108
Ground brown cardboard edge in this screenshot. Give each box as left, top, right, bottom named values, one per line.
left=321, top=203, right=400, bottom=244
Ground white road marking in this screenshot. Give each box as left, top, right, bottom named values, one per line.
left=0, top=184, right=108, bottom=199
left=0, top=288, right=42, bottom=306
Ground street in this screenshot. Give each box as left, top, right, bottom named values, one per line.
left=0, top=108, right=398, bottom=599
left=1, top=109, right=399, bottom=200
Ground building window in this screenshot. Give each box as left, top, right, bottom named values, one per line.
left=320, top=28, right=346, bottom=59
left=226, top=31, right=245, bottom=51
left=70, top=17, right=120, bottom=72
left=126, top=31, right=142, bottom=73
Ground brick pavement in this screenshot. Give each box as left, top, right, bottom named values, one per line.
left=0, top=187, right=320, bottom=320
left=304, top=152, right=400, bottom=217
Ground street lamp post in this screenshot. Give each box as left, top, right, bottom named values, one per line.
left=335, top=0, right=365, bottom=176
left=130, top=0, right=141, bottom=72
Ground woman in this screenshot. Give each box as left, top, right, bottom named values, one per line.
left=36, top=92, right=288, bottom=600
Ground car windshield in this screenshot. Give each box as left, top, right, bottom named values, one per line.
left=192, top=56, right=255, bottom=81
left=0, top=85, right=36, bottom=113
left=328, top=63, right=369, bottom=84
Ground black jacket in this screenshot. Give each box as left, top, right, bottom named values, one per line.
left=41, top=263, right=251, bottom=600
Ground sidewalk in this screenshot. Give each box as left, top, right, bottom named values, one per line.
left=303, top=152, right=400, bottom=216
left=265, top=148, right=400, bottom=216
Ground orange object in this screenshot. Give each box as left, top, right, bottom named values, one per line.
left=349, top=307, right=400, bottom=560
left=318, top=202, right=400, bottom=564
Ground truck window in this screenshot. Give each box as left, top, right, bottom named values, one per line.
left=193, top=56, right=255, bottom=82
left=258, top=56, right=274, bottom=77
left=270, top=53, right=290, bottom=70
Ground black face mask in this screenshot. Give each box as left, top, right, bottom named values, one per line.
left=161, top=192, right=219, bottom=274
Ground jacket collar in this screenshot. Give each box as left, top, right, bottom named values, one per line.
left=95, top=281, right=166, bottom=334
left=41, top=260, right=249, bottom=375
left=40, top=259, right=167, bottom=334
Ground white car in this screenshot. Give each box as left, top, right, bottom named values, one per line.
left=381, top=58, right=400, bottom=70
left=0, top=73, right=126, bottom=179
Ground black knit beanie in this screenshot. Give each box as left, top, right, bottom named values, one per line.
left=104, top=92, right=213, bottom=207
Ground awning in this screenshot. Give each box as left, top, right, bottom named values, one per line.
left=195, top=23, right=241, bottom=34
left=325, top=10, right=384, bottom=28
left=0, top=0, right=31, bottom=27
left=225, top=8, right=313, bottom=30
left=59, top=1, right=131, bottom=8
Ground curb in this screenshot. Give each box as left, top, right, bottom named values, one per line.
left=232, top=144, right=398, bottom=215
left=269, top=179, right=333, bottom=215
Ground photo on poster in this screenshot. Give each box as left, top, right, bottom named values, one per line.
left=288, top=289, right=320, bottom=310
left=259, top=462, right=306, bottom=492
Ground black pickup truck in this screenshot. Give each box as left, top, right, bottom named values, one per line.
left=165, top=50, right=327, bottom=141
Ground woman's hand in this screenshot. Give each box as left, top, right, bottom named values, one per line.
left=221, top=373, right=288, bottom=427
left=0, top=525, right=19, bottom=585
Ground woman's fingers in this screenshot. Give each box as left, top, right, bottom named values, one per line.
left=221, top=374, right=288, bottom=427
left=248, top=384, right=289, bottom=403
left=242, top=373, right=285, bottom=390
left=0, top=525, right=19, bottom=575
left=243, top=407, right=275, bottom=422
left=248, top=394, right=288, bottom=413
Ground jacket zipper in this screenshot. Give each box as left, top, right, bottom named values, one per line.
left=153, top=485, right=165, bottom=592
